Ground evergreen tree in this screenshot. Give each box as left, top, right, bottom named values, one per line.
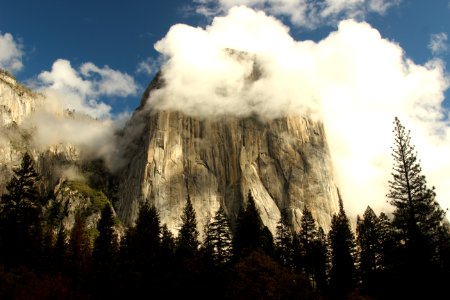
left=118, top=202, right=161, bottom=298
left=91, top=203, right=118, bottom=299
left=356, top=206, right=384, bottom=296
left=176, top=196, right=199, bottom=257
left=328, top=191, right=357, bottom=299
left=67, top=212, right=91, bottom=287
left=311, top=227, right=329, bottom=291
left=299, top=206, right=319, bottom=285
left=275, top=208, right=293, bottom=269
left=233, top=191, right=265, bottom=258
left=204, top=205, right=233, bottom=266
left=92, top=204, right=118, bottom=268
left=387, top=117, right=447, bottom=298
left=387, top=117, right=446, bottom=260
left=0, top=152, right=43, bottom=268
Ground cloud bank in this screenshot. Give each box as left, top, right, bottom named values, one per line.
left=194, top=0, right=401, bottom=28
left=0, top=32, right=23, bottom=73
left=22, top=59, right=139, bottom=168
left=149, top=6, right=450, bottom=218
left=34, top=59, right=138, bottom=119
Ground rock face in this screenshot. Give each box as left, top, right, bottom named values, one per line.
left=115, top=76, right=340, bottom=237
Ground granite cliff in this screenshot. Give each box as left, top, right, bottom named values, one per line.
left=115, top=74, right=340, bottom=236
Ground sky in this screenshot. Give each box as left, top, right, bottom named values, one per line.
left=1, top=0, right=450, bottom=219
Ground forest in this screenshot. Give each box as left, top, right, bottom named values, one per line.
left=0, top=118, right=449, bottom=300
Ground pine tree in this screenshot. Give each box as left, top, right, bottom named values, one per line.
left=177, top=196, right=199, bottom=257
left=91, top=203, right=119, bottom=299
left=356, top=206, right=384, bottom=296
left=275, top=208, right=293, bottom=269
left=311, top=227, right=329, bottom=291
left=387, top=117, right=448, bottom=298
left=233, top=191, right=265, bottom=258
left=328, top=191, right=357, bottom=299
left=204, top=205, right=233, bottom=266
left=0, top=152, right=43, bottom=268
left=117, top=202, right=162, bottom=298
left=299, top=206, right=319, bottom=285
left=67, top=212, right=91, bottom=284
left=92, top=204, right=118, bottom=273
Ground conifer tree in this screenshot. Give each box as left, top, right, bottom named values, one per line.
left=356, top=206, right=384, bottom=295
left=299, top=207, right=319, bottom=283
left=92, top=204, right=118, bottom=272
left=328, top=191, right=357, bottom=299
left=0, top=152, right=43, bottom=268
left=387, top=117, right=446, bottom=260
left=275, top=208, right=293, bottom=269
left=204, top=205, right=233, bottom=265
left=311, top=227, right=329, bottom=291
left=91, top=203, right=118, bottom=298
left=177, top=196, right=199, bottom=257
left=387, top=117, right=448, bottom=298
left=233, top=191, right=265, bottom=258
left=68, top=212, right=91, bottom=282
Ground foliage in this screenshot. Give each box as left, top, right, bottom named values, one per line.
left=0, top=152, right=43, bottom=268
left=275, top=208, right=294, bottom=269
left=203, top=205, right=233, bottom=265
left=328, top=191, right=357, bottom=299
left=386, top=117, right=448, bottom=298
left=176, top=196, right=200, bottom=257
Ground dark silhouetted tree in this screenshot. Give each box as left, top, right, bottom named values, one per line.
left=91, top=203, right=118, bottom=298
left=176, top=196, right=199, bottom=257
left=67, top=212, right=91, bottom=288
left=299, top=206, right=319, bottom=285
left=0, top=152, right=43, bottom=268
left=328, top=191, right=357, bottom=300
left=233, top=191, right=267, bottom=258
left=204, top=205, right=233, bottom=266
left=118, top=202, right=161, bottom=298
left=356, top=206, right=384, bottom=296
left=275, top=208, right=293, bottom=269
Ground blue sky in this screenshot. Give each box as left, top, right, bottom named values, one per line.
left=1, top=0, right=449, bottom=114
left=1, top=0, right=450, bottom=216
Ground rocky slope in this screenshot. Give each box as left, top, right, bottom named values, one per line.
left=115, top=75, right=340, bottom=236
left=0, top=69, right=119, bottom=236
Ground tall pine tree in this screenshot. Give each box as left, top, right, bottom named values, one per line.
left=387, top=117, right=448, bottom=298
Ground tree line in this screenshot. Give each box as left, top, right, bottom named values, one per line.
left=0, top=117, right=449, bottom=299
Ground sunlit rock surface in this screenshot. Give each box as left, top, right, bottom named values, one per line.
left=115, top=75, right=340, bottom=237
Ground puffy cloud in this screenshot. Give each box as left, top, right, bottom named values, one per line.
left=429, top=32, right=448, bottom=56
left=149, top=6, right=450, bottom=218
left=34, top=59, right=138, bottom=119
left=80, top=63, right=138, bottom=97
left=0, top=32, right=24, bottom=73
left=194, top=0, right=401, bottom=28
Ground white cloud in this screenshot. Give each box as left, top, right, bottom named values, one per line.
left=429, top=32, right=448, bottom=56
left=136, top=57, right=161, bottom=75
left=0, top=32, right=24, bottom=73
left=80, top=63, right=138, bottom=97
left=35, top=59, right=138, bottom=119
left=194, top=0, right=401, bottom=28
left=150, top=6, right=450, bottom=218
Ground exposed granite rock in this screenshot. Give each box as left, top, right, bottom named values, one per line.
left=116, top=78, right=339, bottom=237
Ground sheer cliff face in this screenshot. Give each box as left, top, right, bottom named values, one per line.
left=116, top=86, right=339, bottom=236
